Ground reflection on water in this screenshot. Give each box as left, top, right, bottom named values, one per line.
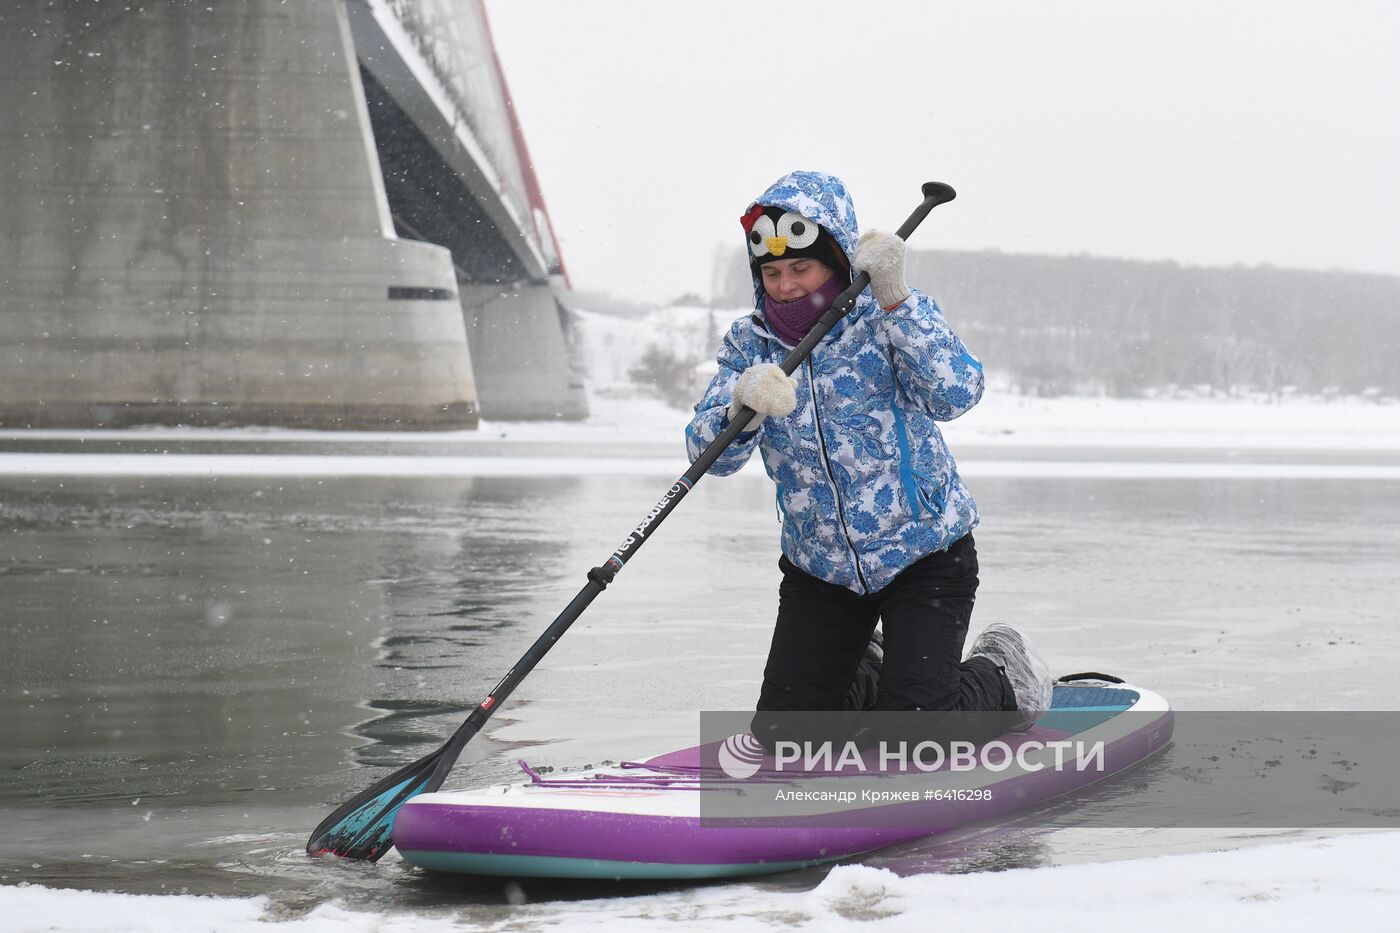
left=1, top=469, right=1398, bottom=907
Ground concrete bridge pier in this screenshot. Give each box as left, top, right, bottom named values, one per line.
left=461, top=282, right=588, bottom=421
left=0, top=0, right=478, bottom=430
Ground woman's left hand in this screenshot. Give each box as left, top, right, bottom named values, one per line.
left=854, top=229, right=912, bottom=310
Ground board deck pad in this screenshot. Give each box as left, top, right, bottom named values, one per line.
left=393, top=680, right=1171, bottom=880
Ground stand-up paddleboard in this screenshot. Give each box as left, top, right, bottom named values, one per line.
left=393, top=676, right=1171, bottom=880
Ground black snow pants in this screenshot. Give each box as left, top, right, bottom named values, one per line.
left=751, top=533, right=1016, bottom=749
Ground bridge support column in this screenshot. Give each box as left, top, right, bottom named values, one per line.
left=0, top=0, right=478, bottom=430
left=460, top=283, right=588, bottom=421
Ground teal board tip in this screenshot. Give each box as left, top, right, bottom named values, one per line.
left=400, top=849, right=835, bottom=881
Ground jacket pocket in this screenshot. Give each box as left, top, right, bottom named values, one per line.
left=910, top=470, right=947, bottom=516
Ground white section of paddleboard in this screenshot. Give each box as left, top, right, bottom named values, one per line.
left=408, top=684, right=1169, bottom=821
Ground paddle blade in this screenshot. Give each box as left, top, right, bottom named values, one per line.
left=306, top=750, right=442, bottom=862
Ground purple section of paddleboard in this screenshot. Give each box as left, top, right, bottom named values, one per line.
left=393, top=709, right=1174, bottom=866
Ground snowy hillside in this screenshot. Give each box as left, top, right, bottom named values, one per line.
left=563, top=302, right=1400, bottom=453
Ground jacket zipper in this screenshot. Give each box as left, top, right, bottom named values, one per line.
left=806, top=357, right=869, bottom=594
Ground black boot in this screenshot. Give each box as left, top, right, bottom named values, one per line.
left=844, top=628, right=884, bottom=711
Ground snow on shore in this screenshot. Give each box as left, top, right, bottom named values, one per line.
left=4, top=830, right=1398, bottom=931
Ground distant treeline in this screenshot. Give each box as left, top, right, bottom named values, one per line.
left=714, top=250, right=1400, bottom=398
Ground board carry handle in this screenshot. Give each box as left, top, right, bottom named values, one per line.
left=1056, top=672, right=1127, bottom=684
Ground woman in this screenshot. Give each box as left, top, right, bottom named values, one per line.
left=685, top=170, right=1052, bottom=746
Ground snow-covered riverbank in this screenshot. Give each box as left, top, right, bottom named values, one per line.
left=4, top=830, right=1398, bottom=932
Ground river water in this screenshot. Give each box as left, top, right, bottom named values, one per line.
left=2, top=442, right=1398, bottom=918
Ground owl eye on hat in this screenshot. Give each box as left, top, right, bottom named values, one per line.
left=740, top=204, right=847, bottom=273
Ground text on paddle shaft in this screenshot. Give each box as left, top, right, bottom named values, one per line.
left=616, top=483, right=686, bottom=554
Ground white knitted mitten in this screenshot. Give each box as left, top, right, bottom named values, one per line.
left=854, top=229, right=911, bottom=309
left=728, top=363, right=797, bottom=431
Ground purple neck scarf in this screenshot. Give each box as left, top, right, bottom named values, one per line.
left=763, top=274, right=848, bottom=346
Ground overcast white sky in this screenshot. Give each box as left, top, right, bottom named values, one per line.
left=484, top=1, right=1399, bottom=303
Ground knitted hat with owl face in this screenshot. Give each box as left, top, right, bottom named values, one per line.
left=740, top=204, right=849, bottom=277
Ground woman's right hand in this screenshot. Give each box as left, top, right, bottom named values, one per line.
left=728, top=363, right=798, bottom=431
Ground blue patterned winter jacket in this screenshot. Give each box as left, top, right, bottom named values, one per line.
left=685, top=171, right=984, bottom=595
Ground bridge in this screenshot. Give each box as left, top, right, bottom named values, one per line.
left=0, top=0, right=587, bottom=429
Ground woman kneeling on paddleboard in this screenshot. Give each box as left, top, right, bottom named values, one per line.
left=685, top=170, right=1053, bottom=748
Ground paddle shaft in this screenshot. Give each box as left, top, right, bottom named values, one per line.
left=425, top=181, right=956, bottom=791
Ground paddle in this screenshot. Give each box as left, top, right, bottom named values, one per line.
left=306, top=181, right=958, bottom=862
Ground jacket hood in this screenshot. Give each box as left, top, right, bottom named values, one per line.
left=744, top=170, right=865, bottom=321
